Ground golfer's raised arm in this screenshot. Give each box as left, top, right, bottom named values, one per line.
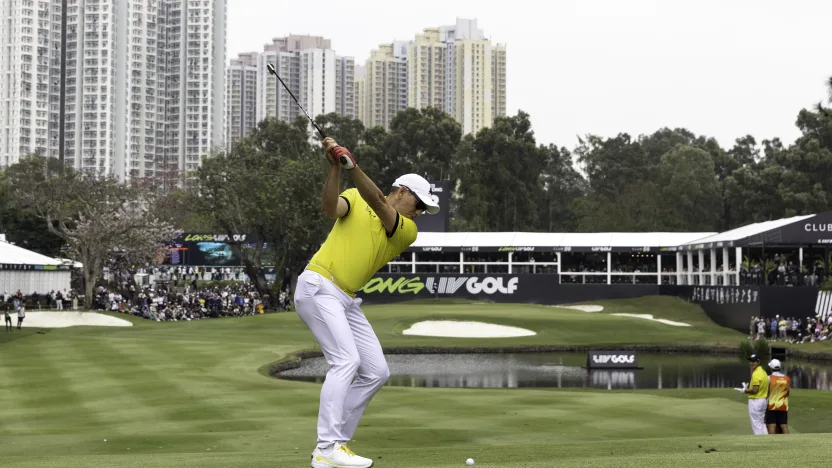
left=346, top=166, right=397, bottom=234
left=325, top=139, right=398, bottom=234
left=321, top=138, right=349, bottom=219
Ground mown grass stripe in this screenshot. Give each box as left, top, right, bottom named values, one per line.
left=0, top=298, right=830, bottom=467
left=0, top=337, right=107, bottom=436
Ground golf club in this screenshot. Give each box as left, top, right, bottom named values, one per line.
left=266, top=63, right=328, bottom=139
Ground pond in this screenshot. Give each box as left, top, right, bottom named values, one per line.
left=277, top=352, right=832, bottom=390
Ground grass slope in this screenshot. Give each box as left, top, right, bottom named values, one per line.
left=1, top=297, right=831, bottom=467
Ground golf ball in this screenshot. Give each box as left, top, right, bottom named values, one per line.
left=466, top=458, right=474, bottom=466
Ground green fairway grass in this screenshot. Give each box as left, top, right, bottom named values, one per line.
left=1, top=296, right=831, bottom=467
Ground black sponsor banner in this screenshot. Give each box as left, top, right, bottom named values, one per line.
left=660, top=285, right=823, bottom=333
left=586, top=351, right=640, bottom=369
left=358, top=274, right=555, bottom=302
left=357, top=274, right=662, bottom=305
left=661, top=285, right=761, bottom=332
left=760, top=287, right=822, bottom=322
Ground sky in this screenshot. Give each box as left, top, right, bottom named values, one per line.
left=227, top=0, right=832, bottom=151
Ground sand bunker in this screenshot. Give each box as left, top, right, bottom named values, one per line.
left=610, top=313, right=690, bottom=327
left=556, top=305, right=691, bottom=327
left=402, top=321, right=537, bottom=338
left=20, top=312, right=133, bottom=328
left=557, top=305, right=604, bottom=312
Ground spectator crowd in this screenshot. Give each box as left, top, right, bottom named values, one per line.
left=92, top=281, right=292, bottom=322
left=750, top=314, right=832, bottom=343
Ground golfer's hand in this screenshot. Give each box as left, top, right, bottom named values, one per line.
left=330, top=145, right=357, bottom=170
left=323, top=138, right=338, bottom=166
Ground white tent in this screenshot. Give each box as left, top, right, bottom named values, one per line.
left=0, top=238, right=71, bottom=295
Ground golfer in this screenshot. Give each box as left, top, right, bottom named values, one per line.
left=4, top=307, right=11, bottom=332
left=294, top=137, right=440, bottom=468
left=766, top=358, right=790, bottom=434
left=743, top=354, right=770, bottom=435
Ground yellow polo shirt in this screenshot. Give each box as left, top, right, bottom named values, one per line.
left=308, top=188, right=418, bottom=295
left=748, top=366, right=769, bottom=400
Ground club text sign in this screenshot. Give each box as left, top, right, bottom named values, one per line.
left=586, top=351, right=640, bottom=369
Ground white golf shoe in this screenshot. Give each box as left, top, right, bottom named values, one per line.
left=311, top=442, right=374, bottom=468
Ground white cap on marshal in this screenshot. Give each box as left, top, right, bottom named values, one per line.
left=392, top=174, right=441, bottom=215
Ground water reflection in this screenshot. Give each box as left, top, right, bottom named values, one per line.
left=278, top=353, right=832, bottom=390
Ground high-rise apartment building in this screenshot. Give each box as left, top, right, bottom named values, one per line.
left=351, top=18, right=505, bottom=135
left=439, top=19, right=483, bottom=120
left=354, top=64, right=365, bottom=124
left=335, top=56, right=355, bottom=119
left=299, top=48, right=335, bottom=119
left=0, top=0, right=64, bottom=167
left=437, top=18, right=504, bottom=135
left=407, top=28, right=445, bottom=112
left=362, top=41, right=408, bottom=130
left=491, top=43, right=507, bottom=119
left=256, top=35, right=334, bottom=127
left=159, top=0, right=227, bottom=177
left=452, top=39, right=492, bottom=136
left=0, top=0, right=227, bottom=180
left=226, top=52, right=258, bottom=147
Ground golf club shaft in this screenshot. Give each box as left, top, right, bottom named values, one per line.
left=267, top=63, right=327, bottom=139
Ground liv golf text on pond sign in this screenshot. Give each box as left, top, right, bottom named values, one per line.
left=586, top=351, right=640, bottom=369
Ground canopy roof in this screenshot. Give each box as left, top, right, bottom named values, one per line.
left=0, top=239, right=64, bottom=268
left=407, top=211, right=832, bottom=253
left=681, top=212, right=832, bottom=250
left=408, top=231, right=715, bottom=253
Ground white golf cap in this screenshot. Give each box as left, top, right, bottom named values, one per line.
left=392, top=174, right=440, bottom=215
left=769, top=359, right=781, bottom=370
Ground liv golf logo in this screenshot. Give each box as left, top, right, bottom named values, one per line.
left=426, top=276, right=519, bottom=295
left=359, top=276, right=519, bottom=295
left=586, top=351, right=640, bottom=369
left=592, top=354, right=636, bottom=364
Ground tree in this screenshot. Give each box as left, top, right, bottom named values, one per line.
left=384, top=107, right=462, bottom=182
left=194, top=117, right=329, bottom=297
left=1, top=169, right=66, bottom=256
left=154, top=187, right=219, bottom=233
left=454, top=111, right=545, bottom=231
left=573, top=133, right=663, bottom=231
left=351, top=125, right=388, bottom=186
left=656, top=145, right=721, bottom=231
left=312, top=113, right=366, bottom=153
left=538, top=144, right=586, bottom=232
left=6, top=156, right=180, bottom=308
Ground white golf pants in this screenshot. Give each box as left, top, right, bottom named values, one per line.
left=748, top=398, right=768, bottom=435
left=293, top=270, right=390, bottom=450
